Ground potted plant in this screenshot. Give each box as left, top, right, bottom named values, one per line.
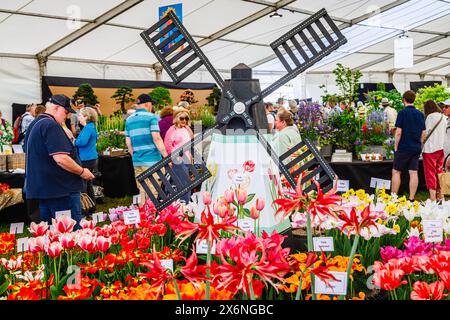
left=73, top=83, right=99, bottom=105
left=362, top=109, right=389, bottom=157
left=354, top=138, right=367, bottom=160
left=316, top=124, right=337, bottom=157
left=383, top=137, right=395, bottom=160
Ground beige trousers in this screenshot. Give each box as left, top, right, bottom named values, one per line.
left=134, top=166, right=163, bottom=207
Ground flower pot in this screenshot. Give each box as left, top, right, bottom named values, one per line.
left=319, top=144, right=333, bottom=158
left=365, top=145, right=386, bottom=157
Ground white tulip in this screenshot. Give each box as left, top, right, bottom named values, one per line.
left=407, top=227, right=421, bottom=238
left=403, top=207, right=416, bottom=221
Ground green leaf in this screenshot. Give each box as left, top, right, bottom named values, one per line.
left=232, top=200, right=238, bottom=207
left=246, top=193, right=256, bottom=204
left=0, top=278, right=10, bottom=295
left=243, top=208, right=251, bottom=217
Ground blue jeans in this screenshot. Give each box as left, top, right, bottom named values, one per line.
left=172, top=163, right=191, bottom=203
left=39, top=192, right=82, bottom=229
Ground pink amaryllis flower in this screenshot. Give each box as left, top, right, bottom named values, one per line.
left=80, top=218, right=97, bottom=229
left=52, top=216, right=76, bottom=234
left=176, top=209, right=240, bottom=244
left=96, top=236, right=111, bottom=253
left=410, top=281, right=447, bottom=300
left=28, top=222, right=49, bottom=237
left=47, top=242, right=63, bottom=258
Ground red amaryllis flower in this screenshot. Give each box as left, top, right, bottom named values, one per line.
left=28, top=222, right=49, bottom=237
left=310, top=252, right=339, bottom=285
left=307, top=180, right=340, bottom=220
left=139, top=246, right=174, bottom=297
left=176, top=210, right=240, bottom=244
left=243, top=160, right=255, bottom=173
left=372, top=269, right=407, bottom=291
left=338, top=205, right=377, bottom=236
left=273, top=179, right=308, bottom=221
left=181, top=248, right=207, bottom=289
left=410, top=281, right=447, bottom=300
left=439, top=271, right=450, bottom=291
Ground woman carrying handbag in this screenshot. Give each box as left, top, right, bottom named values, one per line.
left=422, top=100, right=447, bottom=201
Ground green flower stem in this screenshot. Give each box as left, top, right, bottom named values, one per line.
left=340, top=234, right=360, bottom=300
left=173, top=278, right=182, bottom=300
left=295, top=276, right=303, bottom=300
left=205, top=239, right=211, bottom=300
left=248, top=276, right=255, bottom=300
left=306, top=211, right=316, bottom=300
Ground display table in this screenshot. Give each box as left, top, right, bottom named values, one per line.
left=98, top=155, right=139, bottom=198
left=329, top=159, right=426, bottom=194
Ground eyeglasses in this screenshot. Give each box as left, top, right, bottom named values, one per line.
left=179, top=117, right=189, bottom=121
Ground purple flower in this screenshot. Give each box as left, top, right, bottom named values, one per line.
left=380, top=246, right=403, bottom=262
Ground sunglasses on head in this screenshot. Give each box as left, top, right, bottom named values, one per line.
left=179, top=116, right=189, bottom=121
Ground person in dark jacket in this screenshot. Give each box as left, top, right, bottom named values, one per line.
left=158, top=106, right=174, bottom=140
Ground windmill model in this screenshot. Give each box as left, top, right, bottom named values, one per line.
left=138, top=8, right=347, bottom=235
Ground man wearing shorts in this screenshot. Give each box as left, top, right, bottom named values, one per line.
left=391, top=90, right=425, bottom=201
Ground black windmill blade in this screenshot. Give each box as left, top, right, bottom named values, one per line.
left=279, top=138, right=337, bottom=194
left=136, top=124, right=221, bottom=211
left=140, top=10, right=236, bottom=105
left=244, top=8, right=347, bottom=106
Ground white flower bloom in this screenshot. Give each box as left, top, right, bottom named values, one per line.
left=443, top=219, right=450, bottom=234
left=403, top=207, right=416, bottom=222
left=407, top=227, right=421, bottom=238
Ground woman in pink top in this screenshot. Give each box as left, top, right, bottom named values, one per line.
left=164, top=107, right=194, bottom=203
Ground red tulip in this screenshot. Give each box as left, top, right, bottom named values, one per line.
left=60, top=233, right=77, bottom=250
left=53, top=216, right=76, bottom=234
left=96, top=236, right=111, bottom=253
left=255, top=198, right=265, bottom=211
left=224, top=189, right=234, bottom=204
left=411, top=281, right=446, bottom=300
left=236, top=188, right=247, bottom=205
left=28, top=222, right=49, bottom=237
left=243, top=160, right=255, bottom=173
left=250, top=207, right=259, bottom=220
left=372, top=269, right=407, bottom=291
left=203, top=192, right=212, bottom=206
left=47, top=242, right=63, bottom=258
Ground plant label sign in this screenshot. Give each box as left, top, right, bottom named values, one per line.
left=314, top=271, right=347, bottom=295
left=92, top=212, right=104, bottom=224
left=238, top=219, right=253, bottom=233
left=16, top=237, right=29, bottom=253
left=123, top=209, right=141, bottom=225
left=336, top=180, right=349, bottom=192
left=55, top=210, right=72, bottom=219
left=160, top=259, right=174, bottom=272
left=370, top=178, right=391, bottom=190
left=132, top=194, right=141, bottom=206
left=10, top=222, right=24, bottom=235
left=423, top=220, right=443, bottom=243
left=313, top=237, right=334, bottom=252
left=196, top=239, right=216, bottom=255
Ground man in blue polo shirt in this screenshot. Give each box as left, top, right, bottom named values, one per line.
left=125, top=93, right=168, bottom=206
left=24, top=94, right=95, bottom=228
left=392, top=90, right=425, bottom=201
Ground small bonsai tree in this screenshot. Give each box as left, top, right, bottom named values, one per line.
left=149, top=87, right=172, bottom=111
left=111, top=86, right=134, bottom=113
left=73, top=83, right=98, bottom=105
left=206, top=87, right=221, bottom=113
left=179, top=89, right=198, bottom=104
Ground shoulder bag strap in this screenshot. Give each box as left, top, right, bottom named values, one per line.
left=422, top=115, right=444, bottom=150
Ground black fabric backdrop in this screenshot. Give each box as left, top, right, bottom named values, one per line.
left=410, top=81, right=442, bottom=92
left=358, top=83, right=396, bottom=102
left=98, top=155, right=139, bottom=198
left=330, top=159, right=427, bottom=195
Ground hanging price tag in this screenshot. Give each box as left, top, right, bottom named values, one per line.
left=92, top=212, right=104, bottom=224
left=336, top=180, right=349, bottom=192
left=160, top=259, right=174, bottom=272
left=238, top=219, right=253, bottom=233
left=370, top=178, right=391, bottom=190
left=123, top=209, right=141, bottom=225
left=55, top=210, right=71, bottom=219
left=10, top=222, right=24, bottom=235
left=315, top=271, right=347, bottom=295
left=132, top=194, right=141, bottom=206
left=313, top=237, right=334, bottom=252
left=195, top=239, right=216, bottom=255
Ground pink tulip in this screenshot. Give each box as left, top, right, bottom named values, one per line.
left=224, top=190, right=234, bottom=204
left=28, top=222, right=49, bottom=237
left=217, top=204, right=228, bottom=219
left=60, top=233, right=77, bottom=250
left=213, top=202, right=220, bottom=216
left=228, top=206, right=236, bottom=217
left=236, top=188, right=247, bottom=205
left=52, top=216, right=76, bottom=234
left=250, top=207, right=259, bottom=220
left=80, top=218, right=97, bottom=229
left=96, top=236, right=111, bottom=253
left=255, top=198, right=265, bottom=211
left=243, top=160, right=255, bottom=173
left=28, top=236, right=46, bottom=253
left=203, top=192, right=212, bottom=206
left=47, top=242, right=63, bottom=258
left=78, top=235, right=96, bottom=253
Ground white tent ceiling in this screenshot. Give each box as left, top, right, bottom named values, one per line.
left=0, top=0, right=450, bottom=120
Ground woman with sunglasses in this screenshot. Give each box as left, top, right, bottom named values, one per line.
left=164, top=107, right=194, bottom=203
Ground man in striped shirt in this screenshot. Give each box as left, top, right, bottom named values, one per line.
left=125, top=94, right=168, bottom=206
